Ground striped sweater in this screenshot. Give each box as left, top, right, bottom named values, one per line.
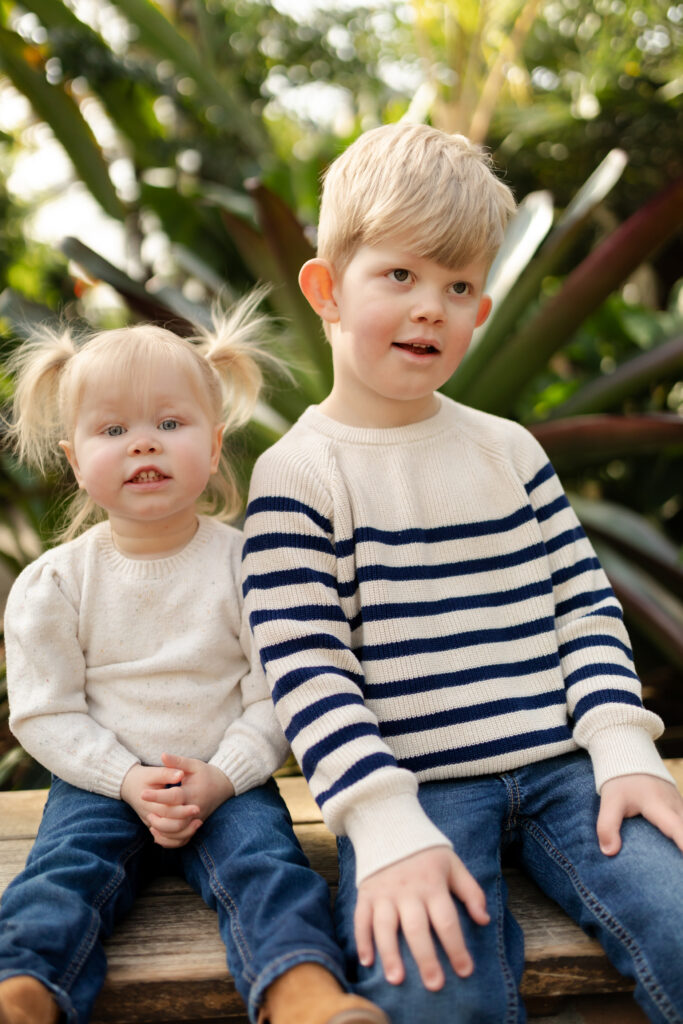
left=242, top=397, right=671, bottom=882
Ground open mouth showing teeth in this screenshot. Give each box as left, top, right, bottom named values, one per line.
left=128, top=470, right=167, bottom=483
left=393, top=342, right=439, bottom=354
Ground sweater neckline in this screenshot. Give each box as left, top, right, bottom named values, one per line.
left=300, top=395, right=453, bottom=446
left=94, top=515, right=215, bottom=578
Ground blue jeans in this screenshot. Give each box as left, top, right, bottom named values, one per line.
left=335, top=751, right=683, bottom=1024
left=0, top=777, right=345, bottom=1023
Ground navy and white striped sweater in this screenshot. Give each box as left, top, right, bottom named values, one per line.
left=243, top=397, right=670, bottom=881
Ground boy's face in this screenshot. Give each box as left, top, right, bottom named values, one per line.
left=300, top=239, right=492, bottom=428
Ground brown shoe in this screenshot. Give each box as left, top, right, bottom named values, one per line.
left=0, top=976, right=59, bottom=1024
left=259, top=963, right=390, bottom=1024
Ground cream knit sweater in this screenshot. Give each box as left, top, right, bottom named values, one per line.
left=243, top=397, right=672, bottom=882
left=6, top=516, right=289, bottom=799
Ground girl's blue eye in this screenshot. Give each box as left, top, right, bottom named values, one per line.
left=105, top=425, right=124, bottom=436
left=160, top=418, right=179, bottom=430
left=390, top=268, right=410, bottom=283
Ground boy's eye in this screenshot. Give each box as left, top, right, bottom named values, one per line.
left=389, top=268, right=411, bottom=283
left=104, top=425, right=125, bottom=437
left=159, top=418, right=179, bottom=431
left=450, top=281, right=469, bottom=295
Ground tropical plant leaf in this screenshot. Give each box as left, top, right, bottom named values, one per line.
left=530, top=413, right=683, bottom=468
left=571, top=494, right=683, bottom=600
left=460, top=178, right=683, bottom=414
left=547, top=334, right=683, bottom=417
left=0, top=27, right=125, bottom=221
left=592, top=538, right=683, bottom=672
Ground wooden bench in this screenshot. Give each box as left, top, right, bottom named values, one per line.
left=2, top=762, right=682, bottom=1024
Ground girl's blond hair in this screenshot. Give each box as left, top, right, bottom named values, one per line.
left=317, top=123, right=516, bottom=273
left=6, top=288, right=275, bottom=540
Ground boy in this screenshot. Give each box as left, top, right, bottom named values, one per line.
left=242, top=123, right=683, bottom=1023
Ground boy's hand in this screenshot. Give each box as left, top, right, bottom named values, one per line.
left=597, top=774, right=683, bottom=856
left=121, top=763, right=202, bottom=848
left=143, top=753, right=235, bottom=841
left=354, top=846, right=489, bottom=991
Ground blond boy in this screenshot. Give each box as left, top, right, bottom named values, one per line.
left=242, top=124, right=683, bottom=1023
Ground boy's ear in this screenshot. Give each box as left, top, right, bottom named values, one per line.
left=59, top=440, right=84, bottom=488
left=475, top=295, right=493, bottom=328
left=299, top=259, right=340, bottom=323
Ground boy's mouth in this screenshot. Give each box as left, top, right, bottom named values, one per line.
left=392, top=341, right=439, bottom=355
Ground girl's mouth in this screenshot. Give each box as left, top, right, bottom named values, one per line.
left=127, top=469, right=168, bottom=484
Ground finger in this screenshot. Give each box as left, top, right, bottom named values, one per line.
left=372, top=900, right=404, bottom=986
left=148, top=811, right=200, bottom=833
left=141, top=786, right=185, bottom=807
left=450, top=862, right=490, bottom=927
left=354, top=895, right=375, bottom=969
left=142, top=800, right=200, bottom=820
left=399, top=899, right=445, bottom=991
left=597, top=798, right=624, bottom=856
left=429, top=894, right=473, bottom=980
left=161, top=752, right=195, bottom=774
left=642, top=805, right=683, bottom=854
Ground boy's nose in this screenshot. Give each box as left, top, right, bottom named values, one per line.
left=411, top=290, right=445, bottom=324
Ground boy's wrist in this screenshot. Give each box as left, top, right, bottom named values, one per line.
left=344, top=791, right=452, bottom=884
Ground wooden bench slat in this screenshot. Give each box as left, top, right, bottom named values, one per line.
left=1, top=759, right=680, bottom=1022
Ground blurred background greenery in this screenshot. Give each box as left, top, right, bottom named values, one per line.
left=0, top=0, right=681, bottom=788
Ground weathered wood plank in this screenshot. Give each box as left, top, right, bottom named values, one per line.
left=1, top=760, right=680, bottom=1022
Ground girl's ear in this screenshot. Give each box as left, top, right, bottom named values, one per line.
left=299, top=259, right=340, bottom=323
left=59, top=440, right=84, bottom=488
left=209, top=424, right=224, bottom=474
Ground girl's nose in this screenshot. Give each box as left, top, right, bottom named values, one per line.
left=128, top=435, right=160, bottom=456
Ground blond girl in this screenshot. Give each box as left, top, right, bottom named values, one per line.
left=0, top=299, right=386, bottom=1024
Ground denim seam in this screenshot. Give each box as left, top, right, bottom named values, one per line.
left=521, top=818, right=680, bottom=1024
left=493, top=854, right=521, bottom=1024
left=196, top=841, right=255, bottom=983
left=59, top=832, right=147, bottom=993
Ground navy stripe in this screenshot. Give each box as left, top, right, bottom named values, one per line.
left=352, top=541, right=548, bottom=586
left=246, top=495, right=331, bottom=533
left=302, top=722, right=382, bottom=778
left=272, top=664, right=364, bottom=704
left=398, top=725, right=572, bottom=773
left=261, top=632, right=350, bottom=666
left=535, top=494, right=570, bottom=523
left=588, top=605, right=623, bottom=621
left=365, top=653, right=561, bottom=699
left=556, top=587, right=616, bottom=618
left=286, top=692, right=367, bottom=741
left=544, top=526, right=586, bottom=554
left=335, top=507, right=535, bottom=559
left=565, top=662, right=639, bottom=690
left=317, top=752, right=397, bottom=806
left=250, top=603, right=347, bottom=627
left=351, top=579, right=553, bottom=629
left=243, top=531, right=334, bottom=557
left=525, top=462, right=554, bottom=495
left=573, top=689, right=643, bottom=721
left=244, top=567, right=337, bottom=597
left=551, top=557, right=601, bottom=587
left=558, top=634, right=633, bottom=664
left=357, top=616, right=555, bottom=662
left=380, top=690, right=567, bottom=738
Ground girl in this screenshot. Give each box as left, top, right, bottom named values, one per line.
left=0, top=297, right=387, bottom=1024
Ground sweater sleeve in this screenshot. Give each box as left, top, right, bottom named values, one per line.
left=208, top=540, right=290, bottom=793
left=5, top=560, right=139, bottom=798
left=242, top=448, right=451, bottom=882
left=516, top=432, right=674, bottom=792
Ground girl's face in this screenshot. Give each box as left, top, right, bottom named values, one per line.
left=60, top=361, right=223, bottom=556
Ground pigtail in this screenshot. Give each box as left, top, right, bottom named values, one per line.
left=192, top=285, right=281, bottom=433
left=4, top=324, right=78, bottom=475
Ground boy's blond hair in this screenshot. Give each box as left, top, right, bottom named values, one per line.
left=317, top=123, right=516, bottom=272
left=6, top=288, right=274, bottom=540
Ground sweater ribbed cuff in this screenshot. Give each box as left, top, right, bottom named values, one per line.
left=101, top=750, right=141, bottom=800
left=588, top=724, right=675, bottom=792
left=345, top=792, right=452, bottom=884
left=209, top=749, right=269, bottom=796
